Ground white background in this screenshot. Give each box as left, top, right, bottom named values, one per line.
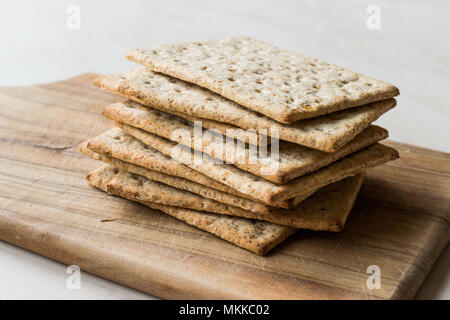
left=0, top=0, right=448, bottom=299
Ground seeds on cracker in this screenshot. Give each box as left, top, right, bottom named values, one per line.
left=95, top=68, right=396, bottom=152
left=103, top=100, right=388, bottom=183
left=126, top=37, right=399, bottom=124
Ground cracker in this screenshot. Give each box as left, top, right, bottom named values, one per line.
left=103, top=100, right=388, bottom=183
left=105, top=169, right=259, bottom=218
left=79, top=141, right=313, bottom=214
left=87, top=164, right=363, bottom=231
left=118, top=123, right=399, bottom=203
left=105, top=166, right=363, bottom=231
left=79, top=142, right=315, bottom=213
left=84, top=129, right=312, bottom=209
left=94, top=68, right=396, bottom=152
left=126, top=37, right=399, bottom=124
left=85, top=128, right=238, bottom=195
left=86, top=165, right=296, bottom=255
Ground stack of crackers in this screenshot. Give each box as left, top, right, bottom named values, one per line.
left=79, top=37, right=399, bottom=255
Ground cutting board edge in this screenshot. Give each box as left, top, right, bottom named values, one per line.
left=390, top=222, right=449, bottom=299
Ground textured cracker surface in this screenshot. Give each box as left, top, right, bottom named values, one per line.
left=79, top=142, right=316, bottom=213
left=118, top=122, right=399, bottom=203
left=126, top=37, right=399, bottom=124
left=84, top=128, right=311, bottom=208
left=82, top=149, right=364, bottom=230
left=79, top=141, right=276, bottom=214
left=86, top=165, right=296, bottom=255
left=85, top=128, right=238, bottom=195
left=94, top=68, right=396, bottom=152
left=105, top=170, right=255, bottom=217
left=86, top=165, right=362, bottom=233
left=103, top=100, right=388, bottom=183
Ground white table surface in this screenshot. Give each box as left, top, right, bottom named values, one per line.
left=0, top=0, right=448, bottom=300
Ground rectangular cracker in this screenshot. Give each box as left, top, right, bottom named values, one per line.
left=117, top=123, right=399, bottom=203
left=79, top=141, right=315, bottom=214
left=94, top=165, right=364, bottom=231
left=87, top=164, right=362, bottom=231
left=105, top=168, right=259, bottom=218
left=126, top=37, right=399, bottom=124
left=103, top=100, right=388, bottom=183
left=94, top=68, right=396, bottom=152
left=86, top=165, right=296, bottom=255
left=84, top=129, right=313, bottom=209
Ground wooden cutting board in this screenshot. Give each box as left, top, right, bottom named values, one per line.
left=0, top=74, right=448, bottom=300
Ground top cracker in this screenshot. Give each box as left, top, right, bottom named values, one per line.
left=127, top=36, right=399, bottom=124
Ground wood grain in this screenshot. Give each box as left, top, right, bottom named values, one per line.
left=0, top=74, right=448, bottom=299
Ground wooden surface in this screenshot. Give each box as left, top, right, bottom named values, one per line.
left=0, top=74, right=448, bottom=300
